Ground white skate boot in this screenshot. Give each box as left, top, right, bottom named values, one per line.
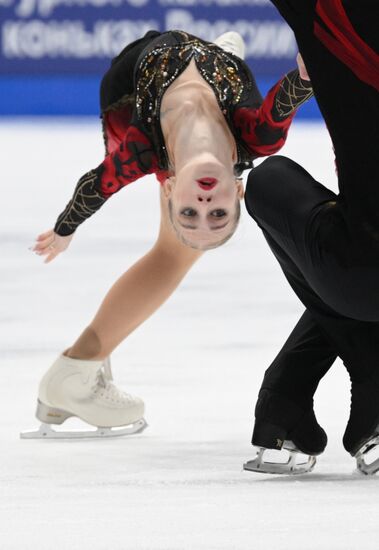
left=20, top=354, right=147, bottom=439
left=214, top=31, right=246, bottom=60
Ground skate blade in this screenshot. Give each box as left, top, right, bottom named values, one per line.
left=20, top=418, right=148, bottom=440
left=243, top=443, right=317, bottom=475
left=355, top=433, right=379, bottom=475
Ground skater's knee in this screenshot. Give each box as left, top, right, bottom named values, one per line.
left=66, top=325, right=104, bottom=360
left=245, top=156, right=293, bottom=219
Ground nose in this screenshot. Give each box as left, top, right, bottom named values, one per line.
left=197, top=195, right=212, bottom=203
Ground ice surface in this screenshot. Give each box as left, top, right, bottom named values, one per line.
left=1, top=119, right=378, bottom=550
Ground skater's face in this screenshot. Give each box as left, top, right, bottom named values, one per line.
left=163, top=154, right=244, bottom=250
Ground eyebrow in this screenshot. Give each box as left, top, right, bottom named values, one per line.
left=178, top=221, right=230, bottom=231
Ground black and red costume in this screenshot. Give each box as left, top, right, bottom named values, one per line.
left=53, top=30, right=313, bottom=237
left=245, top=0, right=379, bottom=458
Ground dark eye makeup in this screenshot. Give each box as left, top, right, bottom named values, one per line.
left=210, top=209, right=227, bottom=218
left=180, top=208, right=197, bottom=217
left=180, top=208, right=227, bottom=218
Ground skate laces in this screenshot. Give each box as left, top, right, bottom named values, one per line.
left=92, top=357, right=137, bottom=405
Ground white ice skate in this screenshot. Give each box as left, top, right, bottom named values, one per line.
left=20, top=354, right=147, bottom=439
left=214, top=32, right=246, bottom=60
left=355, top=426, right=379, bottom=475
left=243, top=441, right=317, bottom=475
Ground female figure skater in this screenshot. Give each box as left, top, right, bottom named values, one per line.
left=244, top=0, right=379, bottom=475
left=25, top=30, right=313, bottom=438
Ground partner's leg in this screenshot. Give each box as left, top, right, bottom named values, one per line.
left=260, top=309, right=337, bottom=408
left=245, top=154, right=340, bottom=315
left=246, top=156, right=379, bottom=462
left=253, top=309, right=337, bottom=455
left=251, top=219, right=379, bottom=459
left=245, top=155, right=340, bottom=454
left=246, top=155, right=379, bottom=369
left=66, top=190, right=202, bottom=360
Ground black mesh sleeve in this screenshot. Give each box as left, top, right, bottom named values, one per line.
left=271, top=69, right=314, bottom=122
left=53, top=169, right=107, bottom=236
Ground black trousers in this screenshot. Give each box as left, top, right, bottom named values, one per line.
left=245, top=1, right=379, bottom=410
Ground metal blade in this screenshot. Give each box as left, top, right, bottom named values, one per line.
left=244, top=445, right=317, bottom=475
left=20, top=418, right=148, bottom=440
left=356, top=434, right=379, bottom=475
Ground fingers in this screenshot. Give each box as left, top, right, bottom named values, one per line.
left=296, top=53, right=310, bottom=81
left=31, top=229, right=58, bottom=263
left=34, top=244, right=57, bottom=258
left=31, top=228, right=73, bottom=263
left=44, top=250, right=59, bottom=264
left=35, top=244, right=59, bottom=263
left=36, top=229, right=54, bottom=241
left=33, top=235, right=55, bottom=252
left=34, top=245, right=55, bottom=257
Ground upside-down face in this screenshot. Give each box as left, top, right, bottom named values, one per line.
left=163, top=153, right=244, bottom=250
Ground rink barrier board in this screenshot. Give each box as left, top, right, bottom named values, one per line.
left=0, top=76, right=321, bottom=117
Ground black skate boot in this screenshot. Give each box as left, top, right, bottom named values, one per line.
left=244, top=389, right=327, bottom=475
left=343, top=372, right=379, bottom=475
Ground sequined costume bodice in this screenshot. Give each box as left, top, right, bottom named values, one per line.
left=159, top=58, right=238, bottom=169
left=133, top=31, right=256, bottom=171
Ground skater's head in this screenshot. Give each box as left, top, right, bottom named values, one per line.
left=163, top=153, right=244, bottom=250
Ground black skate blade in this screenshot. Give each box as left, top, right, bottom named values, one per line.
left=244, top=443, right=317, bottom=475
left=356, top=434, right=379, bottom=476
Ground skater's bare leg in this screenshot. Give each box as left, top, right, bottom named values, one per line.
left=65, top=189, right=202, bottom=360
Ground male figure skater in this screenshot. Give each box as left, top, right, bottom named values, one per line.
left=244, top=0, right=379, bottom=475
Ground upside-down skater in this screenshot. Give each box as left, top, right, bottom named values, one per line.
left=24, top=31, right=312, bottom=439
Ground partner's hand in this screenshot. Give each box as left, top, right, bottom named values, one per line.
left=297, top=53, right=311, bottom=82
left=31, top=229, right=74, bottom=263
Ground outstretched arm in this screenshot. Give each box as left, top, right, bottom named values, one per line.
left=53, top=125, right=158, bottom=237
left=32, top=124, right=158, bottom=262
left=233, top=62, right=313, bottom=158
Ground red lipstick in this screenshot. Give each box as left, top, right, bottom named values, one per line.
left=196, top=177, right=218, bottom=190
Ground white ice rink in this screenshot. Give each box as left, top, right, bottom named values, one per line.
left=2, top=119, right=378, bottom=550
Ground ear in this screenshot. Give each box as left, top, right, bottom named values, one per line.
left=236, top=178, right=244, bottom=200
left=163, top=176, right=175, bottom=199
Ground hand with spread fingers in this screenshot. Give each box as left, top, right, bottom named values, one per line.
left=31, top=229, right=74, bottom=263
